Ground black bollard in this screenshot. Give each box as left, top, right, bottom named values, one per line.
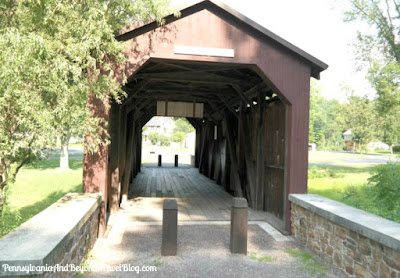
left=230, top=197, right=248, bottom=254
left=174, top=154, right=178, bottom=167
left=158, top=154, right=162, bottom=167
left=162, top=199, right=178, bottom=256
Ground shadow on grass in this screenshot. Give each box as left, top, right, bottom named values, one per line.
left=24, top=159, right=83, bottom=171
left=1, top=183, right=82, bottom=236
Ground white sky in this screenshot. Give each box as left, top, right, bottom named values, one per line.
left=170, top=0, right=374, bottom=101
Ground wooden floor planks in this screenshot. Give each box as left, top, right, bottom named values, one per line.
left=125, top=165, right=269, bottom=222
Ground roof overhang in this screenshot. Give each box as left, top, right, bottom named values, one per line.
left=116, top=0, right=328, bottom=79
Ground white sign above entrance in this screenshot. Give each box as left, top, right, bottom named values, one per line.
left=174, top=45, right=235, bottom=58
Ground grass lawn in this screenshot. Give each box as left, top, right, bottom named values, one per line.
left=308, top=164, right=373, bottom=200
left=308, top=164, right=400, bottom=223
left=1, top=159, right=83, bottom=236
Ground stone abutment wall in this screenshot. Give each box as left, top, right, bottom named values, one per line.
left=290, top=194, right=400, bottom=278
left=0, top=193, right=101, bottom=277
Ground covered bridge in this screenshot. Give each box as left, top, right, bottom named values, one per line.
left=83, top=0, right=328, bottom=236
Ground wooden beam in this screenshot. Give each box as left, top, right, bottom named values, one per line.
left=239, top=106, right=256, bottom=208
left=109, top=102, right=121, bottom=213
left=255, top=91, right=266, bottom=210
left=223, top=115, right=243, bottom=197
left=198, top=122, right=209, bottom=174
left=119, top=105, right=128, bottom=204
left=134, top=72, right=243, bottom=85
left=121, top=113, right=134, bottom=202
left=122, top=80, right=149, bottom=104
left=218, top=95, right=238, bottom=119
left=231, top=84, right=257, bottom=114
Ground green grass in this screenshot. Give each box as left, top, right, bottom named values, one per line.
left=308, top=164, right=400, bottom=223
left=249, top=252, right=276, bottom=263
left=1, top=158, right=83, bottom=236
left=285, top=249, right=328, bottom=278
left=308, top=164, right=373, bottom=201
left=151, top=259, right=164, bottom=267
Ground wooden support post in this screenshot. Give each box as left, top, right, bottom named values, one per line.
left=230, top=197, right=248, bottom=254
left=198, top=122, right=209, bottom=174
left=195, top=127, right=201, bottom=168
left=162, top=199, right=178, bottom=256
left=109, top=102, right=120, bottom=214
left=255, top=91, right=265, bottom=210
left=118, top=105, right=128, bottom=203
left=136, top=124, right=142, bottom=174
left=223, top=116, right=243, bottom=197
left=121, top=113, right=134, bottom=201
left=237, top=105, right=246, bottom=185
left=239, top=107, right=256, bottom=209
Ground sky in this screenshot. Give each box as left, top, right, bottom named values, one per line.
left=170, top=0, right=374, bottom=101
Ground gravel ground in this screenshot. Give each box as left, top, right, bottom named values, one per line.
left=85, top=223, right=345, bottom=278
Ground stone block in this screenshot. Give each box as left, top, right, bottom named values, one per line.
left=345, top=265, right=354, bottom=276
left=381, top=262, right=391, bottom=278
left=333, top=252, right=343, bottom=268
left=334, top=226, right=348, bottom=240
left=384, top=256, right=400, bottom=272
left=325, top=246, right=334, bottom=256
left=329, top=235, right=343, bottom=251
left=373, top=246, right=384, bottom=262
left=355, top=263, right=374, bottom=278
left=359, top=243, right=372, bottom=256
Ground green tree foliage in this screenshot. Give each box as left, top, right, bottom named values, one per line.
left=309, top=81, right=345, bottom=150
left=343, top=93, right=378, bottom=149
left=368, top=162, right=400, bottom=219
left=0, top=0, right=169, bottom=234
left=148, top=132, right=160, bottom=145
left=173, top=118, right=195, bottom=134
left=148, top=132, right=171, bottom=146
left=159, top=134, right=170, bottom=146
left=344, top=0, right=400, bottom=149
left=171, top=132, right=185, bottom=144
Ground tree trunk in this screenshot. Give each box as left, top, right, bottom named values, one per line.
left=390, top=144, right=394, bottom=155
left=60, top=135, right=70, bottom=171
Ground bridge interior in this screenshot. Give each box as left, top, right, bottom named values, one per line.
left=107, top=58, right=287, bottom=230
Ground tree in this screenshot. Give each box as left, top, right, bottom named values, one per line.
left=344, top=0, right=400, bottom=149
left=342, top=92, right=379, bottom=150
left=0, top=0, right=169, bottom=234
left=309, top=80, right=346, bottom=150
left=171, top=132, right=185, bottom=144
left=173, top=118, right=195, bottom=134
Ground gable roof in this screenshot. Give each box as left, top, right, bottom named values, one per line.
left=116, top=0, right=328, bottom=79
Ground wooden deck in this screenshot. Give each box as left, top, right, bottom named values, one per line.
left=123, top=165, right=268, bottom=222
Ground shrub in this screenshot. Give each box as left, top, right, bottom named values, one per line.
left=148, top=132, right=160, bottom=145
left=392, top=145, right=400, bottom=153
left=308, top=166, right=344, bottom=179
left=171, top=132, right=185, bottom=144
left=368, top=162, right=400, bottom=211
left=158, top=134, right=170, bottom=146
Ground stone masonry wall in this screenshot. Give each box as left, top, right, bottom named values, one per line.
left=291, top=203, right=400, bottom=278
left=0, top=193, right=101, bottom=278
left=46, top=204, right=100, bottom=278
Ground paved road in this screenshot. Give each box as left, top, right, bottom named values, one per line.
left=309, top=151, right=398, bottom=165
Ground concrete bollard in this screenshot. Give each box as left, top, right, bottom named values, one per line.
left=162, top=199, right=178, bottom=256
left=174, top=155, right=178, bottom=167
left=158, top=155, right=162, bottom=167
left=230, top=197, right=248, bottom=254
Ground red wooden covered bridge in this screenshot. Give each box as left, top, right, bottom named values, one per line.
left=82, top=0, right=328, bottom=236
